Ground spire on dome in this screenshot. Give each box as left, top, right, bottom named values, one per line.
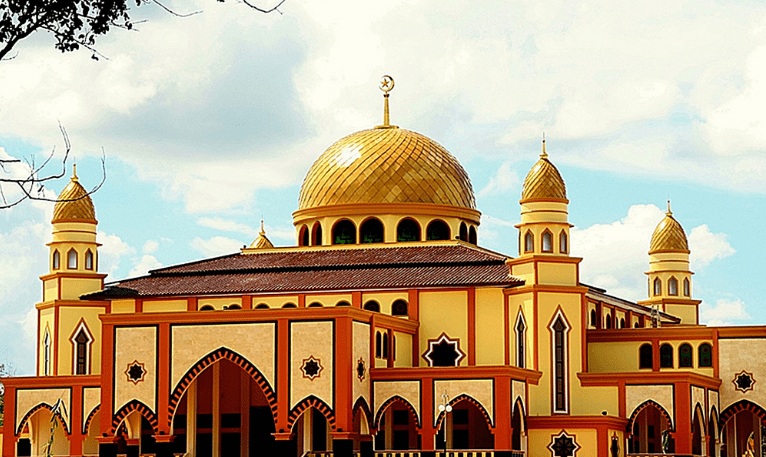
left=541, top=133, right=548, bottom=159
left=649, top=204, right=688, bottom=253
left=520, top=136, right=567, bottom=202
left=51, top=165, right=96, bottom=224
left=249, top=219, right=274, bottom=249
left=666, top=200, right=672, bottom=216
left=375, top=75, right=398, bottom=129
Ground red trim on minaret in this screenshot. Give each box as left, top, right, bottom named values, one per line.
left=467, top=288, right=476, bottom=365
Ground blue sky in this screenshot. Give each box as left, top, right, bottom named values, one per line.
left=1, top=0, right=765, bottom=374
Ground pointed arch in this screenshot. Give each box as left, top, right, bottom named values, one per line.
left=111, top=400, right=158, bottom=434
left=84, top=249, right=94, bottom=270
left=653, top=277, right=662, bottom=296
left=668, top=276, right=679, bottom=296
left=468, top=225, right=477, bottom=244
left=459, top=222, right=468, bottom=241
left=83, top=404, right=101, bottom=435
left=626, top=400, right=674, bottom=433
left=70, top=319, right=94, bottom=375
left=719, top=400, right=766, bottom=426
left=435, top=394, right=493, bottom=429
left=374, top=395, right=421, bottom=429
left=524, top=230, right=534, bottom=253
left=52, top=249, right=61, bottom=270
left=299, top=225, right=309, bottom=247
left=287, top=395, right=336, bottom=431
left=549, top=307, right=572, bottom=414
left=353, top=397, right=372, bottom=423
left=559, top=230, right=568, bottom=254
left=541, top=229, right=553, bottom=252
left=16, top=402, right=72, bottom=436
left=67, top=248, right=78, bottom=269
left=693, top=403, right=706, bottom=434
left=167, top=347, right=278, bottom=426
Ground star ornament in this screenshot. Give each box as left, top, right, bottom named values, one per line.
left=125, top=360, right=147, bottom=385
left=733, top=370, right=756, bottom=393
left=548, top=430, right=580, bottom=457
left=301, top=356, right=323, bottom=381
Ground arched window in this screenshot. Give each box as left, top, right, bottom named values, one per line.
left=542, top=230, right=553, bottom=252
left=468, top=226, right=477, bottom=244
left=255, top=303, right=270, bottom=309
left=335, top=301, right=351, bottom=307
left=375, top=332, right=382, bottom=358
left=397, top=218, right=421, bottom=242
left=620, top=318, right=626, bottom=329
left=459, top=222, right=468, bottom=241
left=225, top=304, right=241, bottom=310
left=653, top=278, right=662, bottom=296
left=524, top=231, right=534, bottom=253
left=43, top=330, right=51, bottom=376
left=660, top=344, right=673, bottom=368
left=332, top=220, right=356, bottom=244
left=312, top=222, right=323, bottom=246
left=382, top=333, right=389, bottom=359
left=67, top=249, right=78, bottom=269
left=199, top=305, right=215, bottom=311
left=668, top=277, right=678, bottom=296
left=282, top=303, right=297, bottom=308
left=559, top=230, right=568, bottom=254
left=550, top=313, right=570, bottom=413
left=516, top=315, right=526, bottom=369
left=299, top=225, right=309, bottom=247
left=85, top=250, right=94, bottom=270
left=392, top=300, right=408, bottom=316
left=634, top=322, right=640, bottom=328
left=426, top=220, right=450, bottom=241
left=605, top=314, right=612, bottom=329
left=52, top=250, right=60, bottom=270
left=72, top=324, right=92, bottom=375
left=683, top=278, right=690, bottom=297
left=363, top=301, right=380, bottom=312
left=698, top=343, right=712, bottom=367
left=590, top=309, right=597, bottom=327
left=308, top=302, right=323, bottom=308
left=679, top=343, right=693, bottom=367
left=639, top=344, right=653, bottom=369
left=360, top=218, right=384, bottom=243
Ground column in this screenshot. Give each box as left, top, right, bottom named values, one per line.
left=384, top=408, right=393, bottom=449
left=212, top=362, right=221, bottom=457
left=420, top=377, right=436, bottom=457
left=493, top=376, right=513, bottom=451
left=240, top=370, right=251, bottom=457
left=673, top=382, right=692, bottom=454
left=2, top=386, right=16, bottom=457
left=186, top=380, right=198, bottom=457
left=302, top=410, right=313, bottom=454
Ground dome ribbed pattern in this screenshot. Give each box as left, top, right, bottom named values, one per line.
left=298, top=128, right=475, bottom=210
left=250, top=234, right=274, bottom=249
left=649, top=214, right=688, bottom=253
left=52, top=177, right=96, bottom=223
left=521, top=156, right=567, bottom=201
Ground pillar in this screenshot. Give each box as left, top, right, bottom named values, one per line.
left=240, top=370, right=250, bottom=457
left=673, top=382, right=692, bottom=454
left=2, top=386, right=16, bottom=457
left=186, top=380, right=198, bottom=457
left=383, top=408, right=393, bottom=449
left=494, top=376, right=513, bottom=451
left=212, top=362, right=221, bottom=457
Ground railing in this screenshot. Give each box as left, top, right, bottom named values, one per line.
left=627, top=454, right=705, bottom=457
left=307, top=451, right=525, bottom=457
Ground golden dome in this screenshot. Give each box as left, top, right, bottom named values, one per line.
left=249, top=221, right=274, bottom=249
left=520, top=141, right=567, bottom=202
left=649, top=204, right=689, bottom=253
left=298, top=128, right=475, bottom=210
left=52, top=169, right=96, bottom=224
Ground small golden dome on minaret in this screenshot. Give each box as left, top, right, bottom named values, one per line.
left=51, top=164, right=96, bottom=224
left=249, top=220, right=274, bottom=249
left=649, top=201, right=689, bottom=254
left=520, top=136, right=567, bottom=202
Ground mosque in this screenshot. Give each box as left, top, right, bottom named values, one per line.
left=2, top=77, right=766, bottom=457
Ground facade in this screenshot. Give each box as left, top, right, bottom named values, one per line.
left=2, top=81, right=766, bottom=457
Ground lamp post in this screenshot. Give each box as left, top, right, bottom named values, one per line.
left=438, top=392, right=452, bottom=457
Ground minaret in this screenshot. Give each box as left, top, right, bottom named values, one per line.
left=639, top=202, right=700, bottom=324
left=39, top=166, right=106, bottom=376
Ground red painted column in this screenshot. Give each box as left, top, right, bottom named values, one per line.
left=335, top=316, right=354, bottom=433
left=419, top=377, right=435, bottom=451
left=493, top=375, right=512, bottom=450
left=157, top=322, right=171, bottom=433
left=276, top=319, right=290, bottom=433
left=100, top=323, right=115, bottom=436
left=467, top=288, right=476, bottom=365
left=673, top=381, right=693, bottom=454
left=70, top=384, right=84, bottom=455
left=2, top=386, right=17, bottom=457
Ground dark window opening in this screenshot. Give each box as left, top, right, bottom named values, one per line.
left=299, top=225, right=309, bottom=247
left=559, top=231, right=568, bottom=253
left=282, top=303, right=297, bottom=309
left=639, top=344, right=653, bottom=369
left=52, top=250, right=60, bottom=270
left=364, top=301, right=380, bottom=312
left=426, top=220, right=450, bottom=241
left=360, top=218, right=384, bottom=243
left=308, top=302, right=323, bottom=308
left=429, top=339, right=461, bottom=367
left=683, top=278, right=690, bottom=296
left=382, top=333, right=389, bottom=359
left=660, top=344, right=673, bottom=368
left=85, top=250, right=94, bottom=270
left=679, top=343, right=693, bottom=367
left=590, top=309, right=597, bottom=327
left=397, top=218, right=421, bottom=242
left=459, top=222, right=468, bottom=241
left=524, top=231, right=534, bottom=253
left=553, top=317, right=567, bottom=412
left=468, top=226, right=477, bottom=244
left=255, top=303, right=269, bottom=309
left=392, top=300, right=408, bottom=316
left=516, top=317, right=526, bottom=369
left=336, top=301, right=351, bottom=307
left=375, top=332, right=382, bottom=358
left=199, top=305, right=215, bottom=311
left=312, top=223, right=323, bottom=246
left=698, top=343, right=712, bottom=367
left=332, top=220, right=356, bottom=245
left=75, top=329, right=89, bottom=375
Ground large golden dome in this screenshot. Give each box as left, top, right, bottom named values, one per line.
left=520, top=146, right=567, bottom=202
left=52, top=171, right=96, bottom=224
left=298, top=128, right=475, bottom=210
left=649, top=206, right=688, bottom=254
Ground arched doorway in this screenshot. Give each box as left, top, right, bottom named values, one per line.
left=374, top=398, right=420, bottom=451
left=628, top=401, right=674, bottom=454
left=511, top=399, right=526, bottom=452
left=20, top=406, right=71, bottom=457
left=293, top=407, right=331, bottom=456
left=720, top=400, right=766, bottom=457
left=692, top=405, right=705, bottom=456
left=171, top=358, right=276, bottom=456
left=708, top=409, right=719, bottom=457
left=436, top=396, right=493, bottom=451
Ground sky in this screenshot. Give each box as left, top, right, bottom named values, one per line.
left=1, top=0, right=765, bottom=375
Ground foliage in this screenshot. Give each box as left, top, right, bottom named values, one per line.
left=0, top=362, right=15, bottom=427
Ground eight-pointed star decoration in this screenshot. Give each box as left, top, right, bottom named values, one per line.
left=424, top=333, right=466, bottom=367
left=125, top=360, right=147, bottom=385
left=301, top=356, right=323, bottom=381
left=356, top=358, right=366, bottom=381
left=733, top=370, right=756, bottom=393
left=548, top=430, right=580, bottom=457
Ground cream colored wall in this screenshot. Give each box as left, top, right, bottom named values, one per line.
left=572, top=385, right=619, bottom=416
left=475, top=288, right=504, bottom=366
left=537, top=262, right=577, bottom=287
left=373, top=380, right=420, bottom=426
left=528, top=429, right=596, bottom=457
left=198, top=297, right=242, bottom=310
left=362, top=291, right=408, bottom=315
left=509, top=262, right=535, bottom=284
left=419, top=290, right=468, bottom=367
left=114, top=327, right=157, bottom=414
left=83, top=387, right=101, bottom=428
left=394, top=332, right=412, bottom=368
left=306, top=294, right=353, bottom=307
left=44, top=278, right=57, bottom=302
left=353, top=322, right=371, bottom=408
left=290, top=321, right=334, bottom=410
left=508, top=295, right=534, bottom=369
left=111, top=299, right=135, bottom=314
left=719, top=338, right=766, bottom=413
left=29, top=408, right=70, bottom=457
left=38, top=309, right=54, bottom=376
left=15, top=388, right=71, bottom=434
left=433, top=379, right=494, bottom=427
left=626, top=385, right=675, bottom=426
left=58, top=306, right=104, bottom=375
left=664, top=304, right=697, bottom=324
left=252, top=295, right=300, bottom=308
left=144, top=300, right=186, bottom=313
left=60, top=277, right=102, bottom=300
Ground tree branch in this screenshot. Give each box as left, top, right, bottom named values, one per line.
left=239, top=0, right=286, bottom=14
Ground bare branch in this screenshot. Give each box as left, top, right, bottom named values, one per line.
left=240, top=0, right=286, bottom=14
left=149, top=0, right=203, bottom=18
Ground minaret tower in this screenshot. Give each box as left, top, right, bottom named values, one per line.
left=638, top=202, right=700, bottom=324
left=38, top=166, right=107, bottom=376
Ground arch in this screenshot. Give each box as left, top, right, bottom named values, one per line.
left=392, top=299, right=408, bottom=316
left=620, top=318, right=626, bottom=329
left=668, top=276, right=679, bottom=296
left=308, top=302, right=323, bottom=308
left=660, top=343, right=673, bottom=368
left=653, top=277, right=661, bottom=296
left=111, top=400, right=158, bottom=434
left=683, top=278, right=690, bottom=296
left=719, top=400, right=766, bottom=426
left=692, top=403, right=705, bottom=455
left=426, top=220, right=450, bottom=241
left=67, top=248, right=78, bottom=269
left=435, top=394, right=493, bottom=429
left=71, top=319, right=94, bottom=375
left=590, top=309, right=597, bottom=327
left=312, top=222, right=323, bottom=246
left=83, top=404, right=101, bottom=435
left=468, top=226, right=477, bottom=244
left=363, top=300, right=380, bottom=312
left=524, top=231, right=534, bottom=253
left=382, top=333, right=389, bottom=359
left=373, top=395, right=421, bottom=429
left=541, top=229, right=553, bottom=252
left=626, top=399, right=674, bottom=433
left=282, top=302, right=297, bottom=308
left=559, top=230, right=568, bottom=253
left=698, top=343, right=712, bottom=367
left=85, top=249, right=94, bottom=270
left=360, top=218, right=384, bottom=244
left=396, top=218, right=421, bottom=242
left=225, top=304, right=241, bottom=310
left=459, top=222, right=468, bottom=241
left=52, top=249, right=60, bottom=269
left=605, top=313, right=612, bottom=329
left=512, top=398, right=526, bottom=451
left=352, top=397, right=372, bottom=428
left=255, top=303, right=270, bottom=309
left=332, top=219, right=356, bottom=245
left=299, top=225, right=309, bottom=247
left=287, top=395, right=336, bottom=431
left=375, top=331, right=382, bottom=358
left=679, top=343, right=693, bottom=368
left=168, top=347, right=278, bottom=427
left=335, top=300, right=351, bottom=307
left=199, top=305, right=215, bottom=311
left=16, top=402, right=72, bottom=435
left=639, top=343, right=653, bottom=369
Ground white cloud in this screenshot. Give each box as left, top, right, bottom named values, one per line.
left=700, top=298, right=752, bottom=326
left=128, top=255, right=163, bottom=278
left=142, top=240, right=159, bottom=254
left=478, top=162, right=520, bottom=198
left=98, top=231, right=135, bottom=278
left=190, top=236, right=243, bottom=258
left=21, top=307, right=37, bottom=343
left=688, top=224, right=736, bottom=269
left=197, top=217, right=257, bottom=236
